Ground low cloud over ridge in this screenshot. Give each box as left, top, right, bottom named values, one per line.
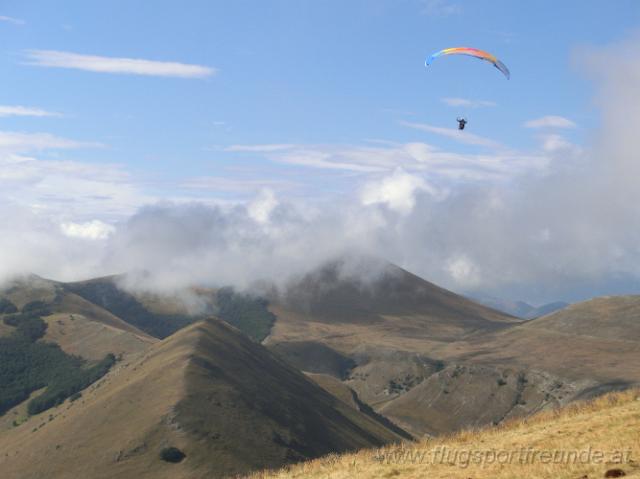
left=1, top=34, right=640, bottom=304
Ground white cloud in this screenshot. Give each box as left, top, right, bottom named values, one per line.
left=0, top=106, right=61, bottom=118
left=420, top=0, right=462, bottom=16
left=24, top=50, right=216, bottom=78
left=0, top=156, right=147, bottom=219
left=0, top=15, right=24, bottom=25
left=181, top=176, right=296, bottom=193
left=539, top=134, right=581, bottom=156
left=524, top=116, right=576, bottom=129
left=0, top=131, right=148, bottom=220
left=275, top=147, right=386, bottom=172
left=224, top=140, right=550, bottom=185
left=0, top=205, right=109, bottom=283
left=248, top=189, right=279, bottom=224
left=446, top=255, right=481, bottom=287
left=442, top=98, right=496, bottom=108
left=180, top=176, right=293, bottom=192
left=360, top=169, right=435, bottom=214
left=225, top=144, right=295, bottom=152
left=0, top=131, right=101, bottom=153
left=61, top=220, right=115, bottom=240
left=401, top=121, right=504, bottom=149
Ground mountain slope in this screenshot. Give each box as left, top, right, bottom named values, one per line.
left=266, top=260, right=518, bottom=358
left=264, top=261, right=640, bottom=438
left=0, top=276, right=156, bottom=361
left=522, top=295, right=640, bottom=339
left=247, top=389, right=640, bottom=479
left=0, top=319, right=404, bottom=479
left=263, top=261, right=536, bottom=438
left=440, top=295, right=640, bottom=384
left=277, top=259, right=517, bottom=327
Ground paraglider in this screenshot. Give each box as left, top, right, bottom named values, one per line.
left=425, top=47, right=510, bottom=79
left=425, top=47, right=509, bottom=130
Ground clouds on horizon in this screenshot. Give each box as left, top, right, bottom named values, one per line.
left=1, top=34, right=640, bottom=304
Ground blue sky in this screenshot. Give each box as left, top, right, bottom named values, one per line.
left=1, top=1, right=640, bottom=302
left=2, top=1, right=635, bottom=181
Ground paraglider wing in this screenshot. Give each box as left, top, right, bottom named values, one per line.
left=494, top=59, right=510, bottom=79
left=425, top=47, right=510, bottom=79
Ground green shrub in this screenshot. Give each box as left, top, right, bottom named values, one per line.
left=0, top=309, right=115, bottom=417
left=0, top=298, right=18, bottom=314
left=27, top=354, right=116, bottom=415
left=160, top=446, right=186, bottom=463
left=21, top=301, right=51, bottom=316
left=215, top=287, right=276, bottom=342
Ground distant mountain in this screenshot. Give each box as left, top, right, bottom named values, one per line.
left=532, top=301, right=571, bottom=317
left=266, top=260, right=640, bottom=437
left=275, top=259, right=518, bottom=330
left=467, top=293, right=569, bottom=319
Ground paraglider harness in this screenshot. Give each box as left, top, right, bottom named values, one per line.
left=456, top=117, right=467, bottom=130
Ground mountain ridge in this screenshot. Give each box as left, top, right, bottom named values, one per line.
left=0, top=318, right=405, bottom=479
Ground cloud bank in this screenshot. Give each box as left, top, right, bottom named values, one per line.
left=1, top=34, right=639, bottom=305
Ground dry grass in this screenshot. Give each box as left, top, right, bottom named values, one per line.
left=246, top=389, right=640, bottom=479
left=42, top=312, right=155, bottom=361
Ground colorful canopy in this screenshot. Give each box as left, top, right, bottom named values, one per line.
left=425, top=47, right=510, bottom=79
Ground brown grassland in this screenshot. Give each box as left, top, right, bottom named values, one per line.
left=247, top=389, right=640, bottom=479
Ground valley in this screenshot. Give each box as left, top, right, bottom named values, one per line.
left=1, top=260, right=639, bottom=477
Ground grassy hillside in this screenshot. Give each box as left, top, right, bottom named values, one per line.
left=0, top=306, right=116, bottom=417
left=0, top=318, right=405, bottom=479
left=522, top=295, right=640, bottom=339
left=247, top=389, right=640, bottom=479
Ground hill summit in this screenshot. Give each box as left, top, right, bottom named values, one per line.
left=0, top=319, right=403, bottom=479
